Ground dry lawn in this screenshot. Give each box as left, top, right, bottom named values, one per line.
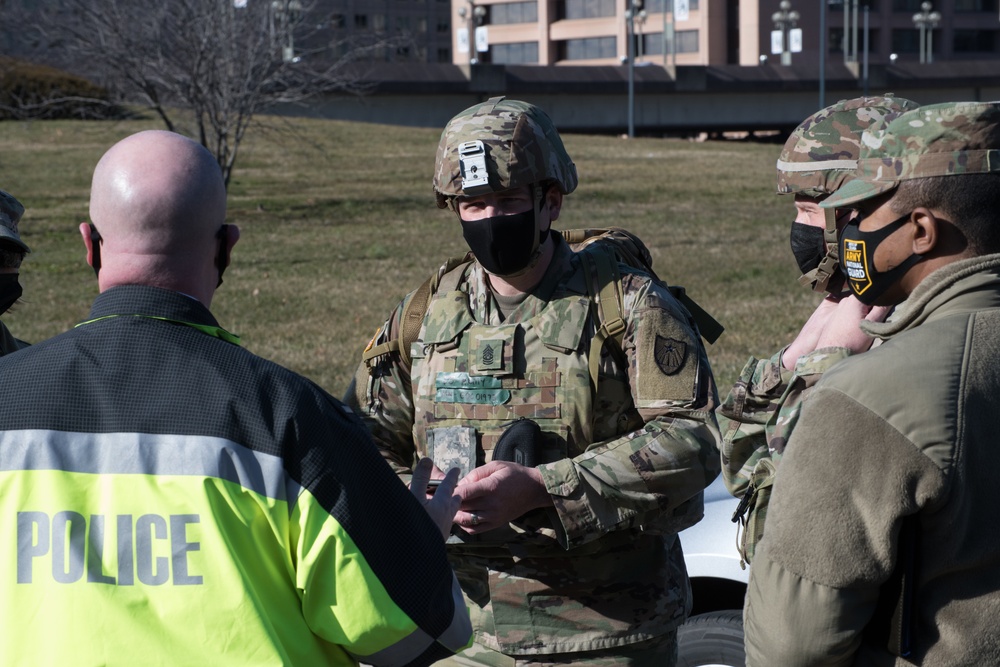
left=0, top=114, right=819, bottom=396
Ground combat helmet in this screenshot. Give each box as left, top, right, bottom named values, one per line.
left=776, top=95, right=920, bottom=198
left=777, top=95, right=919, bottom=293
left=433, top=96, right=578, bottom=210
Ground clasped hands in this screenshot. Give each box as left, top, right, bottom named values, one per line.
left=410, top=457, right=553, bottom=538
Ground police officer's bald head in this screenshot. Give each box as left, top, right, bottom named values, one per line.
left=85, top=130, right=236, bottom=305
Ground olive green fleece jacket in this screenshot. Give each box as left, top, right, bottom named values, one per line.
left=745, top=254, right=1000, bottom=666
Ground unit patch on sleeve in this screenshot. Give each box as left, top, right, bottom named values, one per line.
left=654, top=335, right=687, bottom=376
left=635, top=304, right=699, bottom=406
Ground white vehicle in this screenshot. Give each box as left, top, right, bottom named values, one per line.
left=677, top=475, right=748, bottom=667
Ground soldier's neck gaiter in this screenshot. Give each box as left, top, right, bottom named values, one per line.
left=840, top=213, right=923, bottom=306
left=461, top=209, right=542, bottom=276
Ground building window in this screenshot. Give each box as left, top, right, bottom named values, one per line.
left=640, top=29, right=704, bottom=56
left=558, top=0, right=616, bottom=20
left=373, top=14, right=386, bottom=31
left=953, top=29, right=999, bottom=52
left=354, top=14, right=368, bottom=29
left=956, top=0, right=999, bottom=10
left=493, top=1, right=538, bottom=24
left=643, top=0, right=699, bottom=11
left=492, top=41, right=540, bottom=63
left=830, top=27, right=843, bottom=53
left=437, top=20, right=450, bottom=33
left=891, top=28, right=922, bottom=53
left=666, top=29, right=698, bottom=53
left=830, top=27, right=881, bottom=53
left=437, top=47, right=451, bottom=61
left=641, top=32, right=663, bottom=56
left=330, top=13, right=345, bottom=29
left=560, top=36, right=616, bottom=59
left=891, top=0, right=925, bottom=11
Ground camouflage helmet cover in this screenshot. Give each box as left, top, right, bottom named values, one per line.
left=776, top=95, right=920, bottom=198
left=433, top=96, right=578, bottom=208
left=823, top=101, right=1000, bottom=208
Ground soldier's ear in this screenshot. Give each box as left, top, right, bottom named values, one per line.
left=545, top=188, right=563, bottom=223
left=910, top=208, right=939, bottom=256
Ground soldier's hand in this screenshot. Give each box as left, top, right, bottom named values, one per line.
left=410, top=457, right=461, bottom=541
left=453, top=461, right=553, bottom=534
left=782, top=295, right=890, bottom=370
left=813, top=295, right=890, bottom=353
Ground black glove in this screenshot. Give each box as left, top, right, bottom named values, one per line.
left=492, top=418, right=541, bottom=467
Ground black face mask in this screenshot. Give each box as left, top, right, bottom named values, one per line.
left=840, top=212, right=923, bottom=306
left=0, top=273, right=22, bottom=315
left=461, top=209, right=540, bottom=277
left=789, top=222, right=827, bottom=275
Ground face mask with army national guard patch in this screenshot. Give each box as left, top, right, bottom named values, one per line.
left=839, top=213, right=923, bottom=306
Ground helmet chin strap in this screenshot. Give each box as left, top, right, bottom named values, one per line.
left=798, top=207, right=843, bottom=294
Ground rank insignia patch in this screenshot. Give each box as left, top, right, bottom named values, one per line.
left=654, top=335, right=687, bottom=376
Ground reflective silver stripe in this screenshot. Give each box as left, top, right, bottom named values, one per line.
left=776, top=158, right=857, bottom=172
left=349, top=575, right=473, bottom=666
left=347, top=628, right=435, bottom=667
left=0, top=430, right=302, bottom=503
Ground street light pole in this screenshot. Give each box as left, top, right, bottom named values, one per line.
left=635, top=9, right=647, bottom=61
left=819, top=0, right=826, bottom=109
left=912, top=2, right=941, bottom=64
left=458, top=1, right=487, bottom=65
left=457, top=6, right=471, bottom=65
left=473, top=5, right=487, bottom=63
left=270, top=0, right=302, bottom=62
left=771, top=0, right=800, bottom=66
left=626, top=0, right=643, bottom=138
left=862, top=4, right=869, bottom=96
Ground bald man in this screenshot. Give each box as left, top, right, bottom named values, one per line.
left=0, top=130, right=472, bottom=666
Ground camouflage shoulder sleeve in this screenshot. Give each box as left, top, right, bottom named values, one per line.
left=345, top=293, right=418, bottom=480
left=537, top=275, right=722, bottom=549
left=719, top=346, right=853, bottom=499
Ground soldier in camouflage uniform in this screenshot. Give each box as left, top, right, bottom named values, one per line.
left=0, top=190, right=30, bottom=355
left=746, top=100, right=1000, bottom=666
left=349, top=97, right=721, bottom=665
left=717, top=96, right=918, bottom=563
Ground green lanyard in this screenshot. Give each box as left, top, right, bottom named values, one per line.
left=75, top=314, right=242, bottom=346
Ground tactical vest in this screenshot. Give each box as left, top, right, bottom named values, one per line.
left=411, top=256, right=634, bottom=473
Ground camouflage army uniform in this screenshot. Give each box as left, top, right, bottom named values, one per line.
left=746, top=99, right=1000, bottom=667
left=351, top=98, right=720, bottom=661
left=717, top=96, right=919, bottom=563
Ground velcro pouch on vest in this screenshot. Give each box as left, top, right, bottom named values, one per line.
left=492, top=418, right=542, bottom=467
left=427, top=425, right=478, bottom=478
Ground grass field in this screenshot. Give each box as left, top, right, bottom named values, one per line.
left=0, top=113, right=820, bottom=396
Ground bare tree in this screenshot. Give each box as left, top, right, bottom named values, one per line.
left=23, top=0, right=402, bottom=187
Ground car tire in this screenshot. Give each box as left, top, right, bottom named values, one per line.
left=676, top=609, right=745, bottom=667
